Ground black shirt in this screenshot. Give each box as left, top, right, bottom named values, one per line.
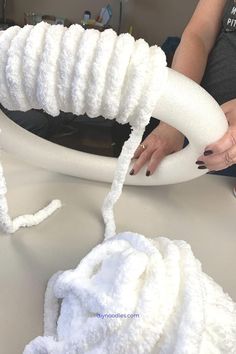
left=201, top=0, right=236, bottom=104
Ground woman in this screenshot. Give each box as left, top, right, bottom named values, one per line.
left=130, top=0, right=236, bottom=182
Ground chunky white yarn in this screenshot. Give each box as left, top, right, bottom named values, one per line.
left=0, top=25, right=21, bottom=110
left=23, top=22, right=50, bottom=109
left=23, top=232, right=236, bottom=354
left=0, top=23, right=235, bottom=353
left=0, top=22, right=167, bottom=235
left=6, top=25, right=33, bottom=111
left=0, top=154, right=61, bottom=233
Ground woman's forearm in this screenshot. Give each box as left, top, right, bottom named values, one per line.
left=171, top=0, right=226, bottom=83
left=171, top=31, right=210, bottom=84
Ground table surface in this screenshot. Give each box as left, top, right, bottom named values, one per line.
left=0, top=152, right=235, bottom=354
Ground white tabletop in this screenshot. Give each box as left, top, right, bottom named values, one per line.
left=0, top=152, right=235, bottom=354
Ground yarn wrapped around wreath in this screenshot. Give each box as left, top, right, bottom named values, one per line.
left=0, top=23, right=235, bottom=353
left=0, top=21, right=167, bottom=235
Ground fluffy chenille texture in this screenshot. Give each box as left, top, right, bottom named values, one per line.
left=0, top=23, right=235, bottom=354
left=0, top=22, right=167, bottom=235
left=23, top=232, right=236, bottom=354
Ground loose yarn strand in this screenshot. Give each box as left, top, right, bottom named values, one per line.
left=0, top=156, right=61, bottom=234
left=102, top=127, right=144, bottom=239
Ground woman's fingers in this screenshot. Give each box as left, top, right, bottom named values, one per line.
left=131, top=146, right=155, bottom=175
left=131, top=134, right=162, bottom=174
left=131, top=147, right=167, bottom=175
left=133, top=143, right=148, bottom=159
left=131, top=123, right=184, bottom=175
left=197, top=106, right=236, bottom=171
left=146, top=149, right=167, bottom=175
left=202, top=129, right=235, bottom=157
left=198, top=143, right=236, bottom=171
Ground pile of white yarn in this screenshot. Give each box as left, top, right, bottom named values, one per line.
left=0, top=23, right=235, bottom=353
left=24, top=232, right=236, bottom=354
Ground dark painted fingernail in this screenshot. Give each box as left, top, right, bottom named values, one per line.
left=198, top=166, right=207, bottom=170
left=129, top=169, right=135, bottom=175
left=146, top=170, right=151, bottom=176
left=204, top=150, right=213, bottom=156
left=195, top=160, right=204, bottom=165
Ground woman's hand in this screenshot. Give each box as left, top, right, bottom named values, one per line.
left=196, top=99, right=236, bottom=171
left=130, top=122, right=185, bottom=176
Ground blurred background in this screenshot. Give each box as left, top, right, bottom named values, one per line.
left=1, top=0, right=198, bottom=44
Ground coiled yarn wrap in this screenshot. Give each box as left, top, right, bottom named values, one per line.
left=23, top=232, right=236, bottom=354
left=0, top=22, right=167, bottom=235
left=0, top=22, right=167, bottom=122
